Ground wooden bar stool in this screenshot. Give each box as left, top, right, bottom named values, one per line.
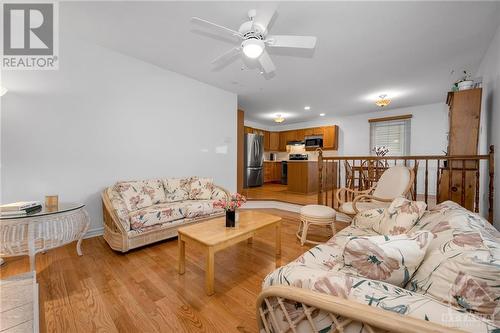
left=296, top=205, right=336, bottom=245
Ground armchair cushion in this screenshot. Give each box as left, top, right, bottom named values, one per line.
left=372, top=197, right=427, bottom=235
left=115, top=179, right=166, bottom=211
left=341, top=231, right=433, bottom=287
left=405, top=201, right=500, bottom=322
left=372, top=165, right=411, bottom=199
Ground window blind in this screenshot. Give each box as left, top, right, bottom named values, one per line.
left=370, top=119, right=411, bottom=156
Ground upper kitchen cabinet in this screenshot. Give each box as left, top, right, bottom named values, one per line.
left=322, top=125, right=339, bottom=150
left=269, top=132, right=280, bottom=151
left=263, top=130, right=270, bottom=151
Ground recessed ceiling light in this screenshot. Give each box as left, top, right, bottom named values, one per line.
left=319, top=113, right=325, bottom=117
left=304, top=106, right=311, bottom=110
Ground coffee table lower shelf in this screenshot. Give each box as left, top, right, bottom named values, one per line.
left=177, top=211, right=282, bottom=295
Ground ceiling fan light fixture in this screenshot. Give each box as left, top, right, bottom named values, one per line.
left=242, top=39, right=264, bottom=59
left=274, top=114, right=285, bottom=123
left=375, top=94, right=391, bottom=107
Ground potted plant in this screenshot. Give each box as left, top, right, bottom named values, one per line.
left=213, top=193, right=247, bottom=228
left=454, top=70, right=474, bottom=91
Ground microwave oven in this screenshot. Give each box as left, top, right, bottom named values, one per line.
left=305, top=136, right=323, bottom=148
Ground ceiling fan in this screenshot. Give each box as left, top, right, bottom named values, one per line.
left=191, top=4, right=317, bottom=75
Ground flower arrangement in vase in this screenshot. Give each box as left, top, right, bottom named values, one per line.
left=372, top=146, right=389, bottom=157
left=213, top=193, right=247, bottom=227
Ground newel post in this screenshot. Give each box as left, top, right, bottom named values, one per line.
left=318, top=148, right=323, bottom=205
left=488, top=145, right=495, bottom=224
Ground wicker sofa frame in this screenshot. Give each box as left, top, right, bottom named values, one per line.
left=257, top=285, right=463, bottom=333
left=102, top=185, right=231, bottom=252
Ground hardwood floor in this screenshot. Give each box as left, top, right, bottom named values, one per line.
left=0, top=209, right=345, bottom=333
left=242, top=183, right=437, bottom=208
left=242, top=183, right=318, bottom=205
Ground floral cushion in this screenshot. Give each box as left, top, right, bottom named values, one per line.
left=128, top=202, right=185, bottom=230
left=405, top=201, right=500, bottom=322
left=115, top=179, right=166, bottom=211
left=372, top=197, right=427, bottom=235
left=341, top=231, right=432, bottom=286
left=106, top=187, right=130, bottom=231
left=181, top=200, right=224, bottom=219
left=263, top=266, right=497, bottom=333
left=162, top=178, right=191, bottom=202
left=189, top=177, right=214, bottom=200
left=351, top=207, right=385, bottom=229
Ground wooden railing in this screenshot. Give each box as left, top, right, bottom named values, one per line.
left=317, top=145, right=494, bottom=223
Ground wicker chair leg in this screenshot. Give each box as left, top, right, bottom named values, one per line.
left=300, top=221, right=309, bottom=246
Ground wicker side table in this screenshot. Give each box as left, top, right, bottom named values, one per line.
left=0, top=203, right=90, bottom=270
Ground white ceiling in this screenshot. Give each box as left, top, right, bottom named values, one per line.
left=63, top=1, right=500, bottom=126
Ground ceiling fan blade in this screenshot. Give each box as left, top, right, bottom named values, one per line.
left=191, top=17, right=243, bottom=39
left=266, top=35, right=317, bottom=49
left=258, top=50, right=276, bottom=74
left=212, top=47, right=241, bottom=67
left=253, top=3, right=277, bottom=33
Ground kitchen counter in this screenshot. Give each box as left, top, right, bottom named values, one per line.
left=287, top=161, right=337, bottom=194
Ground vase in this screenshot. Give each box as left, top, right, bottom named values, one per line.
left=226, top=210, right=236, bottom=228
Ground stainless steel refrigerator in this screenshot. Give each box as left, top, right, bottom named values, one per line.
left=244, top=133, right=264, bottom=187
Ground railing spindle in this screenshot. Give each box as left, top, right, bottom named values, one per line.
left=475, top=159, right=480, bottom=213
left=424, top=159, right=429, bottom=205
left=461, top=160, right=466, bottom=207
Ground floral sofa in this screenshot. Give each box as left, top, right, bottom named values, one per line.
left=258, top=200, right=500, bottom=333
left=102, top=177, right=229, bottom=252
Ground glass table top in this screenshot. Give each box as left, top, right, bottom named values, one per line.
left=0, top=203, right=85, bottom=220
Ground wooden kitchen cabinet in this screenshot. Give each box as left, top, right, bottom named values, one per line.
left=322, top=125, right=338, bottom=150
left=263, top=130, right=270, bottom=151
left=244, top=126, right=253, bottom=134
left=264, top=162, right=281, bottom=183
left=269, top=132, right=280, bottom=151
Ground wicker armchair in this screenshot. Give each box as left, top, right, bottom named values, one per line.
left=257, top=285, right=463, bottom=333
left=336, top=165, right=415, bottom=216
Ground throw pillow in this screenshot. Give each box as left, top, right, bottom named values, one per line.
left=341, top=231, right=433, bottom=287
left=373, top=197, right=427, bottom=235
left=352, top=207, right=385, bottom=229
left=189, top=177, right=214, bottom=200
left=115, top=179, right=165, bottom=211
left=162, top=178, right=191, bottom=202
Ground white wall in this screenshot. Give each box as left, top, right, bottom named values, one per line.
left=476, top=22, right=500, bottom=229
left=0, top=38, right=237, bottom=235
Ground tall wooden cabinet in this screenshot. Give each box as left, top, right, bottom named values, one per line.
left=438, top=88, right=482, bottom=210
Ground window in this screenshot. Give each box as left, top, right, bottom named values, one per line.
left=369, top=116, right=411, bottom=156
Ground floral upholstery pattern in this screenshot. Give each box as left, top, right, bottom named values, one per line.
left=162, top=178, right=191, bottom=202
left=106, top=187, right=130, bottom=231
left=373, top=197, right=427, bottom=235
left=406, top=201, right=500, bottom=323
left=128, top=202, right=186, bottom=230
left=263, top=271, right=498, bottom=333
left=189, top=177, right=214, bottom=200
left=108, top=177, right=229, bottom=232
left=182, top=200, right=224, bottom=218
left=342, top=231, right=432, bottom=286
left=262, top=200, right=500, bottom=332
left=115, top=179, right=166, bottom=211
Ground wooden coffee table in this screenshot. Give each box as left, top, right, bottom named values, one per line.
left=177, top=210, right=282, bottom=295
